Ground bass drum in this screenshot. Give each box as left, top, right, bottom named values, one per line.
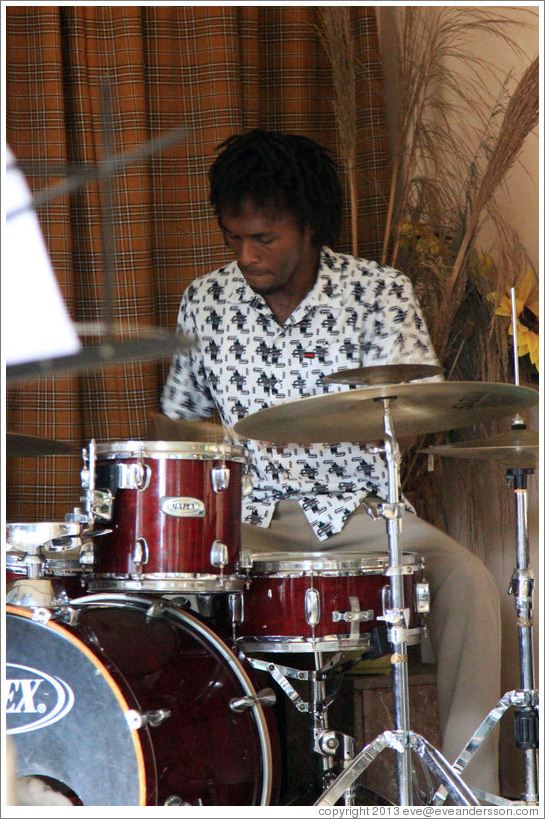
left=6, top=596, right=279, bottom=806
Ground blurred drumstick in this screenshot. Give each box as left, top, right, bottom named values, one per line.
left=149, top=412, right=236, bottom=443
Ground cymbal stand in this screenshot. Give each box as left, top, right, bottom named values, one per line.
left=315, top=397, right=478, bottom=807
left=432, top=434, right=538, bottom=807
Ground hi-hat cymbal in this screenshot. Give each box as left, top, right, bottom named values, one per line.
left=6, top=432, right=79, bottom=456
left=323, top=363, right=443, bottom=385
left=420, top=429, right=539, bottom=468
left=233, top=382, right=539, bottom=445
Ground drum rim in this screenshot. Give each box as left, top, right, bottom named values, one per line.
left=93, top=439, right=247, bottom=461
left=68, top=592, right=275, bottom=806
left=245, top=550, right=423, bottom=574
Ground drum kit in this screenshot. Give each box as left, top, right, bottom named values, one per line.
left=5, top=362, right=539, bottom=807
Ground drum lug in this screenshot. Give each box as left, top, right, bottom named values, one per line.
left=305, top=587, right=321, bottom=626
left=113, top=462, right=151, bottom=491
left=133, top=538, right=149, bottom=569
left=228, top=592, right=244, bottom=625
left=229, top=687, right=276, bottom=713
left=210, top=540, right=228, bottom=568
left=415, top=581, right=430, bottom=614
left=125, top=708, right=171, bottom=729
left=241, top=469, right=254, bottom=497
left=211, top=466, right=230, bottom=493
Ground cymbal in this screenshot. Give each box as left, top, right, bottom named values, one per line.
left=420, top=429, right=539, bottom=468
left=323, top=364, right=443, bottom=385
left=6, top=432, right=79, bottom=456
left=6, top=329, right=194, bottom=383
left=233, top=382, right=539, bottom=445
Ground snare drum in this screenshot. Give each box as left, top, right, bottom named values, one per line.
left=89, top=441, right=247, bottom=593
left=233, top=551, right=426, bottom=653
left=6, top=595, right=279, bottom=806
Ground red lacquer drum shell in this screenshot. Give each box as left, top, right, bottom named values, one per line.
left=89, top=441, right=247, bottom=593
left=6, top=595, right=279, bottom=806
left=235, top=551, right=426, bottom=653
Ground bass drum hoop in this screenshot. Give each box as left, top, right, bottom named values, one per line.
left=70, top=593, right=275, bottom=806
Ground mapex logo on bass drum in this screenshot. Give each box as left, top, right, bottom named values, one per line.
left=5, top=663, right=75, bottom=735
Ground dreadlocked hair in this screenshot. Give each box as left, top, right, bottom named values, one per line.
left=209, top=129, right=343, bottom=248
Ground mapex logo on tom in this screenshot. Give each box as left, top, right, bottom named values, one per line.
left=5, top=663, right=75, bottom=735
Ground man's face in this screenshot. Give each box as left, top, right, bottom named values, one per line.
left=220, top=202, right=317, bottom=298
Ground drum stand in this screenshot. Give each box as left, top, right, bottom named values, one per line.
left=432, top=455, right=539, bottom=807
left=314, top=397, right=479, bottom=807
left=245, top=649, right=359, bottom=805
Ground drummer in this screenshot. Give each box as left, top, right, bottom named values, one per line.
left=161, top=129, right=501, bottom=795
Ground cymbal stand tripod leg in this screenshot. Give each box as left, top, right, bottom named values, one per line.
left=432, top=464, right=539, bottom=806
left=315, top=397, right=479, bottom=807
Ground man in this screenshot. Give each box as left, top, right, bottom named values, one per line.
left=161, top=129, right=501, bottom=797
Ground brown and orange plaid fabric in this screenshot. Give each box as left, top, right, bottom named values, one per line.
left=5, top=5, right=390, bottom=521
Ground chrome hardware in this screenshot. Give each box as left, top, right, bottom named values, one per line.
left=241, top=470, right=254, bottom=497
left=316, top=730, right=355, bottom=762
left=332, top=608, right=374, bottom=623
left=113, top=462, right=151, bottom=491
left=211, top=466, right=230, bottom=493
left=125, top=708, right=171, bottom=729
left=415, top=581, right=430, bottom=614
left=305, top=587, right=321, bottom=626
left=65, top=507, right=92, bottom=525
left=90, top=489, right=114, bottom=520
left=31, top=607, right=52, bottom=624
left=238, top=548, right=253, bottom=569
left=133, top=538, right=149, bottom=567
left=229, top=687, right=276, bottom=713
left=228, top=592, right=244, bottom=625
left=210, top=540, right=228, bottom=567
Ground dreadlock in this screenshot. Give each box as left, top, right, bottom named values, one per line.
left=209, top=129, right=343, bottom=248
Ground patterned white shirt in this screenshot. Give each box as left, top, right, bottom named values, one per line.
left=161, top=247, right=441, bottom=540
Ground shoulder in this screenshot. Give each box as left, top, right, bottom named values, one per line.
left=321, top=248, right=414, bottom=291
left=182, top=260, right=240, bottom=304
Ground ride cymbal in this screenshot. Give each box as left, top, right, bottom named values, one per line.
left=233, top=382, right=539, bottom=445
left=420, top=429, right=539, bottom=468
left=323, top=363, right=443, bottom=385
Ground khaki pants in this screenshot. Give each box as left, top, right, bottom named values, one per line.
left=242, top=500, right=501, bottom=795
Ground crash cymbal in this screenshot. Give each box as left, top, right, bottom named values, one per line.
left=6, top=329, right=194, bottom=383
left=420, top=429, right=539, bottom=468
left=323, top=363, right=443, bottom=385
left=6, top=432, right=79, bottom=456
left=233, top=382, right=539, bottom=445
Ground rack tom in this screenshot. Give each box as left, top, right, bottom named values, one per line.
left=89, top=441, right=247, bottom=593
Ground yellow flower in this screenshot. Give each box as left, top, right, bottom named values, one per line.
left=493, top=270, right=539, bottom=372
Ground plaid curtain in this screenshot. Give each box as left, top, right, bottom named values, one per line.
left=5, top=5, right=389, bottom=522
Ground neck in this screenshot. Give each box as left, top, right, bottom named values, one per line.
left=264, top=246, right=321, bottom=324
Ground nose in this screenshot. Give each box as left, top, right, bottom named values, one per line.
left=237, top=239, right=261, bottom=268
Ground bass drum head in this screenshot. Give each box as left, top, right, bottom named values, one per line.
left=6, top=596, right=278, bottom=806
